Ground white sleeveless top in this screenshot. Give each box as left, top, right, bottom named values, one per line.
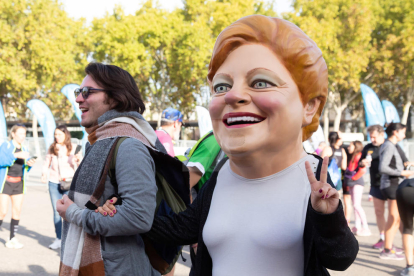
left=203, top=155, right=318, bottom=276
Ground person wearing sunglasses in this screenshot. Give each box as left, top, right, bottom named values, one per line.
left=56, top=62, right=164, bottom=276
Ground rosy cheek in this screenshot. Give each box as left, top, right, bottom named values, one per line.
left=208, top=96, right=224, bottom=121
left=253, top=94, right=283, bottom=114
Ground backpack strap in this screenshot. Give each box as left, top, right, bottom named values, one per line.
left=85, top=137, right=122, bottom=210
left=105, top=137, right=128, bottom=205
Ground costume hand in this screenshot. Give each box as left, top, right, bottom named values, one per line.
left=305, top=157, right=340, bottom=214
left=95, top=197, right=118, bottom=217
left=41, top=174, right=47, bottom=183
left=56, top=194, right=74, bottom=221
left=14, top=151, right=29, bottom=159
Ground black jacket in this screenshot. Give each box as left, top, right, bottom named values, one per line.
left=146, top=155, right=359, bottom=275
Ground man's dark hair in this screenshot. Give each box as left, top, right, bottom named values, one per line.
left=85, top=63, right=146, bottom=114
left=367, top=124, right=384, bottom=134
left=161, top=120, right=175, bottom=127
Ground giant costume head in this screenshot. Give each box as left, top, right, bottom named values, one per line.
left=207, top=15, right=328, bottom=159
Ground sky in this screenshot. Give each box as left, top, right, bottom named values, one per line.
left=60, top=0, right=293, bottom=22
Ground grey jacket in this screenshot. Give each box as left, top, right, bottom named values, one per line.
left=66, top=138, right=160, bottom=276
left=379, top=140, right=404, bottom=189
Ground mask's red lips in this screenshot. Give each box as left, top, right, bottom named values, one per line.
left=222, top=112, right=266, bottom=128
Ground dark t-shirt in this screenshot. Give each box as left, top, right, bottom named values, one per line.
left=7, top=148, right=24, bottom=177
left=360, top=143, right=380, bottom=187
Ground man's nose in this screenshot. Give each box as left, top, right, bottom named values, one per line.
left=75, top=93, right=84, bottom=103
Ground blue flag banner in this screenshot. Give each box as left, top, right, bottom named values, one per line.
left=27, top=99, right=56, bottom=149
left=361, top=84, right=385, bottom=127
left=0, top=101, right=7, bottom=140
left=382, top=100, right=400, bottom=124
left=61, top=84, right=88, bottom=150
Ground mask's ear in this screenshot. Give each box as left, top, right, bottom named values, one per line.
left=303, top=97, right=321, bottom=127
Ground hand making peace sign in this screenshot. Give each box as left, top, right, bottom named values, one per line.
left=305, top=157, right=340, bottom=214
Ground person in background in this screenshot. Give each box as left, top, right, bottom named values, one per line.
left=321, top=131, right=350, bottom=222
left=396, top=176, right=414, bottom=275
left=379, top=122, right=414, bottom=260
left=0, top=124, right=36, bottom=249
left=314, top=141, right=327, bottom=156
left=41, top=125, right=82, bottom=250
left=155, top=108, right=183, bottom=157
left=345, top=141, right=370, bottom=236
left=360, top=125, right=387, bottom=249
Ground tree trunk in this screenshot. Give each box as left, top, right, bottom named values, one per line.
left=157, top=109, right=162, bottom=129
left=32, top=116, right=41, bottom=158
left=323, top=107, right=329, bottom=141
left=333, top=105, right=343, bottom=131
left=401, top=101, right=412, bottom=125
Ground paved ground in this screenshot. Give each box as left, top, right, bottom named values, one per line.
left=0, top=160, right=408, bottom=275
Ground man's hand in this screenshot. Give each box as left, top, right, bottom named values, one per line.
left=359, top=159, right=369, bottom=167
left=95, top=197, right=118, bottom=217
left=401, top=170, right=414, bottom=178
left=56, top=194, right=74, bottom=221
left=305, top=157, right=340, bottom=214
left=41, top=174, right=47, bottom=183
left=73, top=153, right=82, bottom=165
left=27, top=158, right=36, bottom=167
left=14, top=151, right=29, bottom=160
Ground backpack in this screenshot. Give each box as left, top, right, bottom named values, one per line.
left=108, top=137, right=190, bottom=275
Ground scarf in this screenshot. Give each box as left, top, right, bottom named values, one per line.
left=59, top=110, right=162, bottom=276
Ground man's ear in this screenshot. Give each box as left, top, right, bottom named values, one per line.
left=303, top=97, right=321, bottom=127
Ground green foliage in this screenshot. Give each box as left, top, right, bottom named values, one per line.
left=366, top=0, right=414, bottom=105
left=286, top=0, right=375, bottom=99
left=0, top=0, right=89, bottom=120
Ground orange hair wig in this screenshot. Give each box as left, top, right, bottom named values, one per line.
left=208, top=15, right=328, bottom=141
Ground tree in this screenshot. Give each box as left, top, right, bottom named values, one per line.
left=0, top=0, right=89, bottom=120
left=91, top=3, right=213, bottom=125
left=365, top=0, right=414, bottom=124
left=286, top=0, right=376, bottom=131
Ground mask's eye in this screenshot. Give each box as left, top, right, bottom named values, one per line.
left=252, top=80, right=275, bottom=89
left=213, top=84, right=232, bottom=94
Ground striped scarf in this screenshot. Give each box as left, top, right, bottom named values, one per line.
left=59, top=111, right=159, bottom=276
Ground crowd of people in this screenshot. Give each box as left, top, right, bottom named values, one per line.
left=314, top=124, right=414, bottom=276
left=0, top=14, right=412, bottom=276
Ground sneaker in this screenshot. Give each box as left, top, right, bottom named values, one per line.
left=379, top=249, right=405, bottom=260
left=356, top=228, right=371, bottom=237
left=401, top=266, right=414, bottom=276
left=5, top=237, right=24, bottom=249
left=372, top=239, right=384, bottom=250
left=393, top=246, right=404, bottom=254
left=49, top=238, right=61, bottom=250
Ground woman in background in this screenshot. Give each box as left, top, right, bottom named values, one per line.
left=379, top=122, right=414, bottom=260
left=0, top=124, right=36, bottom=249
left=41, top=125, right=81, bottom=250
left=345, top=140, right=370, bottom=236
